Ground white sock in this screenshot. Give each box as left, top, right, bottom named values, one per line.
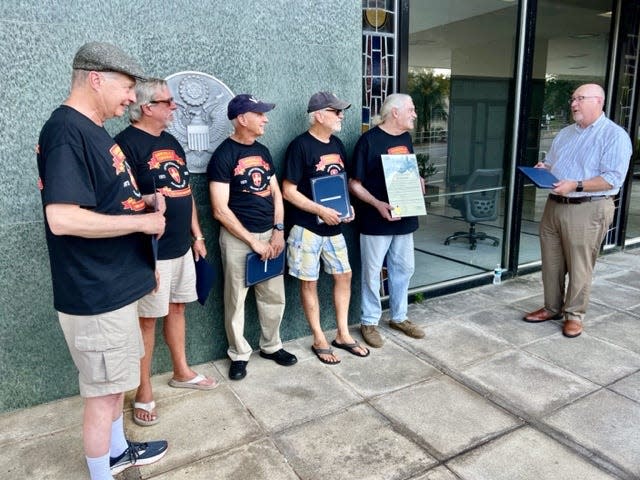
left=110, top=414, right=128, bottom=458
left=86, top=453, right=114, bottom=480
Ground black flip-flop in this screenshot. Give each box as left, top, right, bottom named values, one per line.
left=311, top=345, right=341, bottom=365
left=331, top=340, right=370, bottom=357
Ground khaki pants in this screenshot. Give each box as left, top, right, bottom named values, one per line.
left=540, top=198, right=614, bottom=322
left=219, top=227, right=285, bottom=361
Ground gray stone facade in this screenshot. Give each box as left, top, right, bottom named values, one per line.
left=0, top=1, right=361, bottom=412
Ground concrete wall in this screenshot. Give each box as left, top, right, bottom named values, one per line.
left=0, top=0, right=362, bottom=412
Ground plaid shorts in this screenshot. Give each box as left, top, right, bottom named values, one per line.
left=286, top=225, right=351, bottom=281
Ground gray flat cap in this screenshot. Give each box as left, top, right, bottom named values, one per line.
left=72, top=42, right=146, bottom=80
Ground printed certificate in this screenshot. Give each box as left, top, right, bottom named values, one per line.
left=381, top=154, right=427, bottom=218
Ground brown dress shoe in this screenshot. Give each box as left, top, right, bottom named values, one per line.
left=523, top=307, right=563, bottom=323
left=563, top=319, right=583, bottom=338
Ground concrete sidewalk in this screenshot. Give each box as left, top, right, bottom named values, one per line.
left=2, top=250, right=640, bottom=480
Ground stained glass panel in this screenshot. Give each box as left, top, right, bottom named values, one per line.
left=362, top=0, right=397, bottom=131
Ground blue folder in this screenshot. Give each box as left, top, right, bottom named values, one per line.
left=518, top=166, right=559, bottom=189
left=245, top=250, right=285, bottom=287
left=194, top=256, right=215, bottom=305
left=310, top=172, right=351, bottom=223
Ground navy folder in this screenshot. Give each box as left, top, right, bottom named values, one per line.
left=518, top=166, right=559, bottom=189
left=245, top=250, right=285, bottom=287
left=310, top=172, right=351, bottom=223
left=194, top=256, right=215, bottom=305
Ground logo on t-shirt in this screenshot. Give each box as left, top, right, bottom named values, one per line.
left=234, top=155, right=272, bottom=197
left=121, top=197, right=146, bottom=211
left=148, top=149, right=189, bottom=192
left=387, top=146, right=410, bottom=155
left=110, top=144, right=127, bottom=174
left=316, top=153, right=344, bottom=175
left=147, top=149, right=185, bottom=170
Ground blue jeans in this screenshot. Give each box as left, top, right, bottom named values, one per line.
left=360, top=233, right=415, bottom=326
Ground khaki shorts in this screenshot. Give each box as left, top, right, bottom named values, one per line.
left=286, top=225, right=351, bottom=281
left=138, top=249, right=197, bottom=318
left=58, top=302, right=143, bottom=398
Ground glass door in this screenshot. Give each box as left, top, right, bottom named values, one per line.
left=518, top=0, right=614, bottom=266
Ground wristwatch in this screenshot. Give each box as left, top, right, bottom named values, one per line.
left=576, top=180, right=584, bottom=192
left=273, top=223, right=284, bottom=231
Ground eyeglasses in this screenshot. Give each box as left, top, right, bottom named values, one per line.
left=149, top=97, right=174, bottom=106
left=324, top=108, right=343, bottom=115
left=568, top=95, right=600, bottom=104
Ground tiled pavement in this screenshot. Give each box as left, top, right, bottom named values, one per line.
left=2, top=250, right=640, bottom=479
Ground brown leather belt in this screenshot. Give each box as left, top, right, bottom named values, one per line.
left=548, top=194, right=609, bottom=204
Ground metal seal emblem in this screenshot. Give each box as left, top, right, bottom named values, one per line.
left=165, top=71, right=235, bottom=173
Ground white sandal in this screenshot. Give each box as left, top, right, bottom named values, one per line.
left=132, top=400, right=159, bottom=427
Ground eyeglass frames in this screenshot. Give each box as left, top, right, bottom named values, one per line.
left=148, top=97, right=175, bottom=106
left=568, top=95, right=600, bottom=104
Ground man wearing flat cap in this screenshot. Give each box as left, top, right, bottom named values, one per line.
left=207, top=94, right=297, bottom=381
left=36, top=42, right=167, bottom=479
left=282, top=92, right=369, bottom=365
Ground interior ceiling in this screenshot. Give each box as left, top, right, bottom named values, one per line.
left=408, top=0, right=613, bottom=77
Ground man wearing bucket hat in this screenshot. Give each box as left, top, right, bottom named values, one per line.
left=208, top=94, right=297, bottom=381
left=36, top=42, right=168, bottom=479
left=282, top=92, right=369, bottom=365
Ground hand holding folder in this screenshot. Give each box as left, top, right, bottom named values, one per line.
left=310, top=172, right=351, bottom=224
left=245, top=250, right=285, bottom=286
left=518, top=166, right=559, bottom=189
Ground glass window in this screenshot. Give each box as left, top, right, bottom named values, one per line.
left=408, top=0, right=518, bottom=288
left=616, top=3, right=640, bottom=244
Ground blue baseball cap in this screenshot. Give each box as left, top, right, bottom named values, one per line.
left=227, top=94, right=275, bottom=120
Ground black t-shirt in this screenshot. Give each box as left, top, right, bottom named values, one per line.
left=207, top=137, right=275, bottom=233
left=283, top=131, right=348, bottom=236
left=115, top=126, right=192, bottom=260
left=350, top=126, right=419, bottom=235
left=37, top=106, right=155, bottom=315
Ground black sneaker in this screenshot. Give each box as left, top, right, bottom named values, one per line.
left=110, top=439, right=168, bottom=475
left=260, top=348, right=298, bottom=366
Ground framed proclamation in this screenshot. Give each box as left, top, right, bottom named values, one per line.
left=381, top=154, right=427, bottom=218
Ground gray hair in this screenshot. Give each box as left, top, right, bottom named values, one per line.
left=372, top=93, right=412, bottom=126
left=308, top=111, right=319, bottom=126
left=128, top=78, right=167, bottom=123
left=70, top=69, right=90, bottom=88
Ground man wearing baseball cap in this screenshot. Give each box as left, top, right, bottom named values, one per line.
left=282, top=92, right=369, bottom=365
left=36, top=42, right=167, bottom=479
left=207, top=94, right=297, bottom=381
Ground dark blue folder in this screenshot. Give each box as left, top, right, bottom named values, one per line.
left=310, top=172, right=351, bottom=223
left=194, top=256, right=215, bottom=305
left=518, top=166, right=559, bottom=189
left=245, top=250, right=285, bottom=287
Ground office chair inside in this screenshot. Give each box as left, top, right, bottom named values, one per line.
left=444, top=168, right=503, bottom=250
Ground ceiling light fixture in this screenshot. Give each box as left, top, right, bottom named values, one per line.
left=570, top=33, right=598, bottom=39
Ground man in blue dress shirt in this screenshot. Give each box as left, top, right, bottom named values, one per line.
left=523, top=83, right=632, bottom=337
